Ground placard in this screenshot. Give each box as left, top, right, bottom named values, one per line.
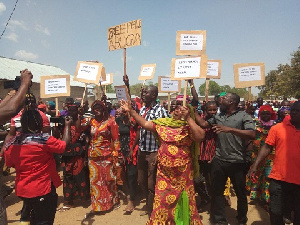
left=234, top=63, right=265, bottom=88
left=73, top=61, right=106, bottom=85
left=176, top=30, right=206, bottom=56
left=206, top=60, right=222, bottom=79
left=108, top=19, right=142, bottom=51
left=115, top=85, right=130, bottom=101
left=101, top=73, right=114, bottom=85
left=40, top=75, right=70, bottom=98
left=138, top=64, right=156, bottom=80
left=171, top=56, right=208, bottom=80
left=158, top=76, right=181, bottom=93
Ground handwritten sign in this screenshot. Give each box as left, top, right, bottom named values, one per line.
left=234, top=63, right=265, bottom=88
left=176, top=30, right=206, bottom=56
left=101, top=73, right=113, bottom=85
left=207, top=60, right=222, bottom=79
left=74, top=61, right=106, bottom=85
left=138, top=64, right=156, bottom=80
left=115, top=85, right=130, bottom=101
left=158, top=76, right=181, bottom=93
left=108, top=19, right=142, bottom=51
left=171, top=56, right=208, bottom=80
left=40, top=75, right=70, bottom=98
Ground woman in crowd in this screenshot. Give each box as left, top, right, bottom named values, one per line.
left=60, top=105, right=90, bottom=211
left=246, top=105, right=276, bottom=207
left=120, top=100, right=205, bottom=225
left=4, top=109, right=71, bottom=224
left=86, top=100, right=121, bottom=216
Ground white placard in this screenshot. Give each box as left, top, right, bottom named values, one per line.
left=180, top=34, right=203, bottom=51
left=174, top=57, right=201, bottom=78
left=141, top=67, right=154, bottom=77
left=45, top=78, right=67, bottom=95
left=115, top=86, right=128, bottom=101
left=238, top=66, right=262, bottom=82
left=101, top=73, right=111, bottom=85
left=207, top=61, right=219, bottom=77
left=77, top=63, right=99, bottom=81
left=161, top=78, right=180, bottom=92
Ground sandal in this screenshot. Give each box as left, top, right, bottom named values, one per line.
left=57, top=206, right=71, bottom=212
left=124, top=201, right=135, bottom=214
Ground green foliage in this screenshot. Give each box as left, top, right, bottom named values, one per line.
left=105, top=84, right=115, bottom=93
left=129, top=83, right=143, bottom=96
left=258, top=46, right=300, bottom=99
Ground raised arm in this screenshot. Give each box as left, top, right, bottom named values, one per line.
left=120, top=100, right=154, bottom=132
left=188, top=79, right=199, bottom=104
left=0, top=69, right=33, bottom=124
left=123, top=75, right=131, bottom=97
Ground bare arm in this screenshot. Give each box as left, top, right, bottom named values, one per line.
left=188, top=79, right=198, bottom=104
left=0, top=69, right=32, bottom=125
left=249, top=143, right=273, bottom=174
left=62, top=117, right=72, bottom=148
left=194, top=111, right=210, bottom=128
left=123, top=75, right=131, bottom=97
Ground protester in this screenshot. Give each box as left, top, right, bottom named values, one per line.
left=86, top=100, right=121, bottom=217
left=59, top=105, right=90, bottom=211
left=131, top=85, right=169, bottom=217
left=4, top=109, right=72, bottom=224
left=249, top=101, right=300, bottom=225
left=196, top=93, right=255, bottom=225
left=246, top=105, right=276, bottom=208
left=120, top=100, right=205, bottom=225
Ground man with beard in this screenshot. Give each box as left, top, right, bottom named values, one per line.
left=195, top=92, right=255, bottom=225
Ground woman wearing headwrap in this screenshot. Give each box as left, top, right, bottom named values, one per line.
left=86, top=100, right=121, bottom=216
left=246, top=105, right=276, bottom=207
left=120, top=100, right=204, bottom=225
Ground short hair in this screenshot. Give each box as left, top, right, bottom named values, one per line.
left=21, top=109, right=43, bottom=133
left=228, top=93, right=240, bottom=106
left=206, top=101, right=217, bottom=107
left=147, top=85, right=158, bottom=98
left=65, top=97, right=74, bottom=104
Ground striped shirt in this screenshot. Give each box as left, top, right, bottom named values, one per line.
left=139, top=104, right=169, bottom=152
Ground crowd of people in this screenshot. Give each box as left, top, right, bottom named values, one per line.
left=0, top=71, right=299, bottom=225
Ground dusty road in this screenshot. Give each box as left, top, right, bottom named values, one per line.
left=3, top=171, right=271, bottom=225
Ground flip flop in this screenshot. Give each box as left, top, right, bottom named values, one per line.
left=57, top=206, right=71, bottom=212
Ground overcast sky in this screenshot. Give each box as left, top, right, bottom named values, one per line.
left=0, top=0, right=299, bottom=94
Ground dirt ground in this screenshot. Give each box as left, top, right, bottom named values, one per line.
left=2, top=171, right=271, bottom=225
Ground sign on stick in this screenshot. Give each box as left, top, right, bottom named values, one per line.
left=176, top=30, right=206, bottom=56
left=171, top=56, right=208, bottom=80
left=101, top=73, right=113, bottom=85
left=40, top=75, right=70, bottom=98
left=138, top=64, right=156, bottom=81
left=74, top=61, right=106, bottom=85
left=158, top=76, right=181, bottom=93
left=233, top=63, right=265, bottom=88
left=207, top=60, right=222, bottom=79
left=115, top=85, right=130, bottom=101
left=108, top=19, right=142, bottom=51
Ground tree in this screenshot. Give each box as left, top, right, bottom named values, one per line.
left=129, top=83, right=143, bottom=96
left=198, top=80, right=221, bottom=96
left=105, top=84, right=115, bottom=93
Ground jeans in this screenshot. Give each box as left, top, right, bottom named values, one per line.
left=269, top=179, right=300, bottom=225
left=20, top=185, right=58, bottom=225
left=137, top=150, right=157, bottom=216
left=210, top=158, right=250, bottom=224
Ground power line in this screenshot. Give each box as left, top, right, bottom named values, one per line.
left=0, top=0, right=19, bottom=40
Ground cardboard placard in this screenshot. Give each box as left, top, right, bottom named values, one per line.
left=171, top=56, right=208, bottom=80
left=234, top=63, right=265, bottom=88
left=101, top=73, right=114, bottom=85
left=138, top=64, right=156, bottom=81
left=115, top=85, right=130, bottom=101
left=73, top=61, right=106, bottom=85
left=176, top=30, right=206, bottom=56
left=158, top=76, right=181, bottom=93
left=40, top=75, right=70, bottom=98
left=108, top=19, right=142, bottom=51
left=206, top=59, right=222, bottom=79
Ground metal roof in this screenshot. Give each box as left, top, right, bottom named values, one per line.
left=0, top=56, right=84, bottom=87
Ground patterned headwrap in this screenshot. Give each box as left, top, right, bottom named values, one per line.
left=258, top=105, right=276, bottom=120
left=91, top=100, right=107, bottom=113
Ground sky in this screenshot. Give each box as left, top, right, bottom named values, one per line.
left=0, top=0, right=299, bottom=95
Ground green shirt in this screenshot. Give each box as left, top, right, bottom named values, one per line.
left=207, top=110, right=255, bottom=163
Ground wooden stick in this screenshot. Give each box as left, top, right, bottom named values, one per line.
left=81, top=83, right=87, bottom=106
left=142, top=80, right=146, bottom=87
left=205, top=78, right=210, bottom=102
left=104, top=85, right=107, bottom=95
left=183, top=80, right=188, bottom=107
left=248, top=87, right=251, bottom=101
left=55, top=98, right=59, bottom=116
left=96, top=85, right=101, bottom=100
left=123, top=48, right=127, bottom=77
left=167, top=92, right=171, bottom=112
